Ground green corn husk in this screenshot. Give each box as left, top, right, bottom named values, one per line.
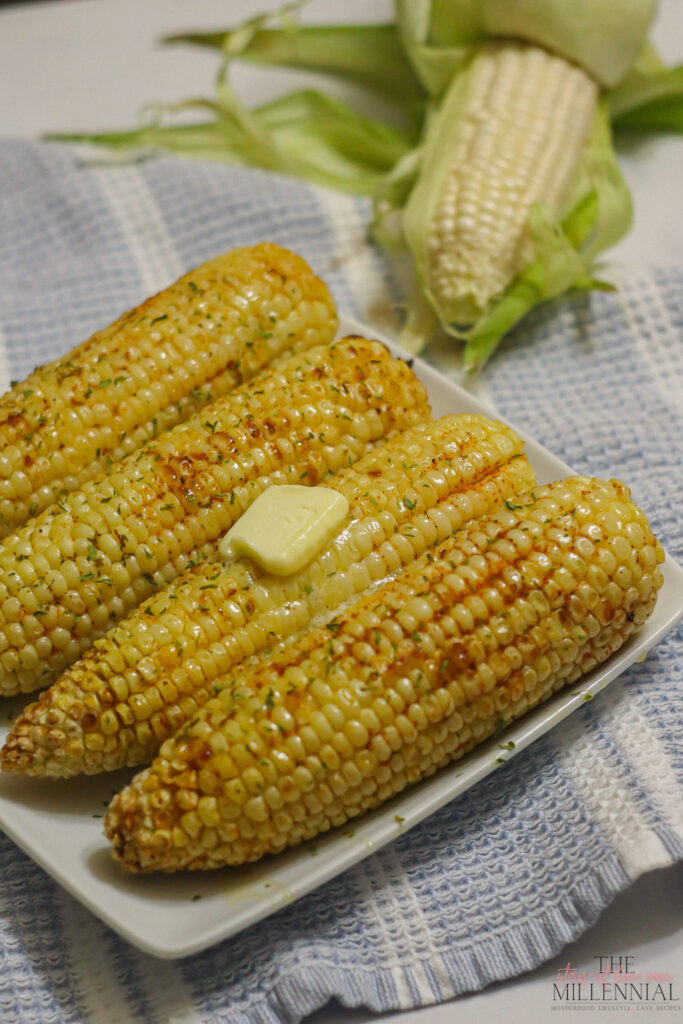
left=397, top=0, right=658, bottom=95
left=47, top=85, right=415, bottom=199
left=608, top=43, right=683, bottom=133
left=164, top=18, right=423, bottom=110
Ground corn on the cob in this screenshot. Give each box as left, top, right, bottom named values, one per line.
left=104, top=476, right=664, bottom=872
left=0, top=339, right=428, bottom=697
left=424, top=41, right=598, bottom=323
left=0, top=244, right=338, bottom=539
left=2, top=414, right=535, bottom=776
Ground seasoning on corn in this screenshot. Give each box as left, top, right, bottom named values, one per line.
left=104, top=475, right=664, bottom=873
left=0, top=338, right=428, bottom=697
left=1, top=414, right=535, bottom=777
left=408, top=41, right=598, bottom=325
left=0, top=244, right=338, bottom=538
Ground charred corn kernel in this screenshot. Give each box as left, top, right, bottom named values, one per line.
left=2, top=414, right=535, bottom=776
left=104, top=476, right=663, bottom=872
left=427, top=42, right=598, bottom=323
left=0, top=339, right=428, bottom=698
left=0, top=245, right=338, bottom=538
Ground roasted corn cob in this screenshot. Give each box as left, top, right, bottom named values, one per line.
left=0, top=244, right=338, bottom=538
left=417, top=41, right=598, bottom=324
left=2, top=414, right=536, bottom=776
left=0, top=339, right=428, bottom=697
left=105, top=476, right=664, bottom=872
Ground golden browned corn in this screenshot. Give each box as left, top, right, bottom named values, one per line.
left=0, top=339, right=428, bottom=697
left=104, top=476, right=664, bottom=872
left=2, top=414, right=535, bottom=776
left=426, top=42, right=598, bottom=323
left=0, top=244, right=338, bottom=538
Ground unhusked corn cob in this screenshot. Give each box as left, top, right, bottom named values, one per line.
left=0, top=244, right=338, bottom=538
left=105, top=476, right=664, bottom=872
left=2, top=414, right=535, bottom=776
left=426, top=42, right=598, bottom=323
left=0, top=339, right=428, bottom=697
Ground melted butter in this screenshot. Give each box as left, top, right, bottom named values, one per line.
left=219, top=484, right=349, bottom=576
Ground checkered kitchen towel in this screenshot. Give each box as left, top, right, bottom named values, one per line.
left=0, top=140, right=681, bottom=1024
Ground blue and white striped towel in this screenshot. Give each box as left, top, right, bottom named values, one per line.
left=0, top=140, right=681, bottom=1024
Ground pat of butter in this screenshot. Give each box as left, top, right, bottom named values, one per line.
left=219, top=485, right=349, bottom=576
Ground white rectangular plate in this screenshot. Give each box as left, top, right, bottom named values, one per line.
left=1, top=314, right=682, bottom=959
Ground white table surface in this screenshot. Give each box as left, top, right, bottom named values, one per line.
left=1, top=1, right=682, bottom=1021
